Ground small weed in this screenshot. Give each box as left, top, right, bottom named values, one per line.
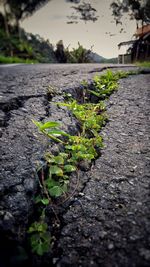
left=32, top=120, right=69, bottom=144
left=28, top=212, right=51, bottom=256
left=88, top=70, right=118, bottom=99
left=58, top=100, right=106, bottom=135
left=66, top=134, right=103, bottom=163
left=88, top=69, right=132, bottom=100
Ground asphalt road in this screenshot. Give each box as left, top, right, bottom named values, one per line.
left=0, top=63, right=149, bottom=267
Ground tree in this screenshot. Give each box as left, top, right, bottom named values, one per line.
left=0, top=0, right=97, bottom=29
left=111, top=0, right=150, bottom=25
left=68, top=42, right=92, bottom=63
left=0, top=1, right=14, bottom=56
left=0, top=0, right=10, bottom=37
left=66, top=0, right=98, bottom=23
left=55, top=40, right=67, bottom=63
left=0, top=0, right=50, bottom=37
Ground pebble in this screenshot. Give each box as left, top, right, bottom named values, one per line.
left=108, top=243, right=114, bottom=250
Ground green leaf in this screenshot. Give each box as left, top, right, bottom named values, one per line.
left=31, top=235, right=50, bottom=256
left=47, top=129, right=69, bottom=137
left=62, top=183, right=68, bottom=192
left=80, top=153, right=95, bottom=160
left=65, top=145, right=74, bottom=150
left=36, top=243, right=45, bottom=256
left=37, top=223, right=48, bottom=233
left=50, top=165, right=63, bottom=176
left=40, top=121, right=60, bottom=130
left=41, top=198, right=49, bottom=205
left=64, top=164, right=76, bottom=173
left=53, top=155, right=64, bottom=165
left=49, top=186, right=63, bottom=197
left=32, top=119, right=43, bottom=129
left=88, top=89, right=101, bottom=97
left=46, top=178, right=59, bottom=187
left=28, top=222, right=47, bottom=233
left=34, top=195, right=42, bottom=204
left=28, top=226, right=35, bottom=234
left=59, top=152, right=69, bottom=158
left=63, top=175, right=69, bottom=180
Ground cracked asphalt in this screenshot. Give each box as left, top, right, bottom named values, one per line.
left=55, top=72, right=150, bottom=267
left=0, top=64, right=149, bottom=267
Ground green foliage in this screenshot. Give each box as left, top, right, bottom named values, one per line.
left=32, top=120, right=69, bottom=144
left=0, top=23, right=96, bottom=64
left=44, top=152, right=76, bottom=198
left=59, top=100, right=106, bottom=135
left=54, top=40, right=93, bottom=63
left=0, top=55, right=37, bottom=64
left=30, top=70, right=130, bottom=256
left=88, top=70, right=129, bottom=99
left=0, top=26, right=57, bottom=62
left=66, top=135, right=103, bottom=163
left=28, top=219, right=51, bottom=256
left=33, top=70, right=129, bottom=202
left=65, top=42, right=92, bottom=63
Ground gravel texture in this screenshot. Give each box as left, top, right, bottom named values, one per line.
left=0, top=64, right=149, bottom=267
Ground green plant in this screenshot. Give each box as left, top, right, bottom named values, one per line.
left=88, top=70, right=118, bottom=99
left=88, top=70, right=130, bottom=99
left=28, top=216, right=51, bottom=256
left=30, top=69, right=130, bottom=256
left=44, top=152, right=76, bottom=197
left=34, top=150, right=77, bottom=204
left=58, top=100, right=106, bottom=136
left=32, top=120, right=69, bottom=144
left=66, top=134, right=103, bottom=164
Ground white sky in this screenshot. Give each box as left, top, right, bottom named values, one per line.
left=21, top=0, right=137, bottom=58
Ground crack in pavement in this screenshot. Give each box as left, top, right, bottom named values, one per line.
left=1, top=64, right=148, bottom=267
left=0, top=94, right=47, bottom=127
left=53, top=74, right=150, bottom=267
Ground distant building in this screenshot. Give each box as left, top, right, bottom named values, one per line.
left=118, top=24, right=150, bottom=63
left=118, top=40, right=135, bottom=64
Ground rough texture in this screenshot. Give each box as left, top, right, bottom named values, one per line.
left=0, top=64, right=149, bottom=266
left=0, top=64, right=136, bottom=238
left=55, top=73, right=150, bottom=267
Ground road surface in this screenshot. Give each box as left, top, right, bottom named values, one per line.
left=0, top=64, right=149, bottom=267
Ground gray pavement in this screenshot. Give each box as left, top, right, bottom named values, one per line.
left=56, top=72, right=150, bottom=267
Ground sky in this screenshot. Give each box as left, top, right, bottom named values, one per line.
left=21, top=0, right=137, bottom=58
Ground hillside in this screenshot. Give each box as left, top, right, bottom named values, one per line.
left=89, top=51, right=118, bottom=63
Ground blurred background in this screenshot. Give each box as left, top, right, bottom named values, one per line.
left=0, top=0, right=149, bottom=64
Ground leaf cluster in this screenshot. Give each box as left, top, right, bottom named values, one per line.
left=28, top=220, right=51, bottom=256
left=44, top=152, right=76, bottom=198
left=88, top=70, right=129, bottom=99
left=60, top=100, right=106, bottom=135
